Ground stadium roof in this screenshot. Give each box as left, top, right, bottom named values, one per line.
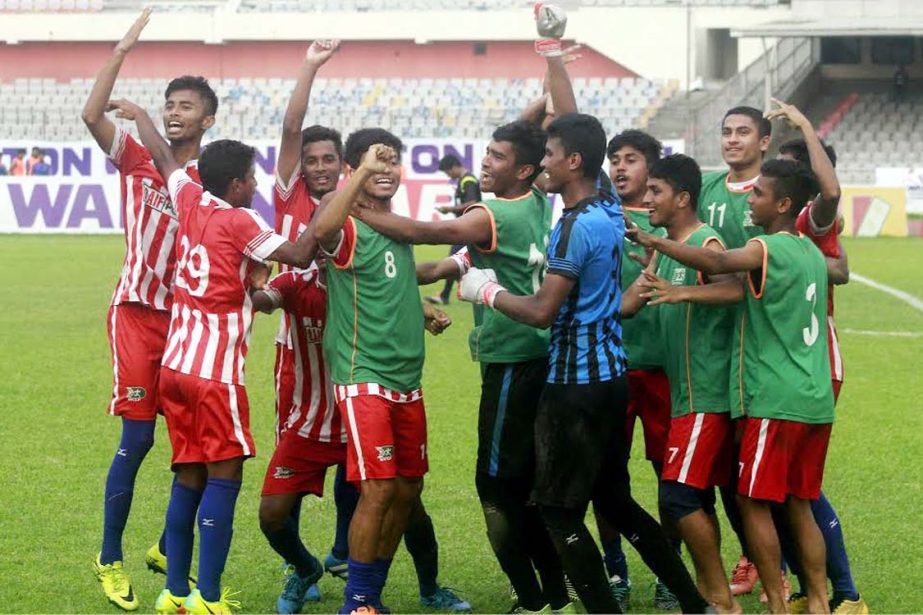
left=732, top=17, right=923, bottom=38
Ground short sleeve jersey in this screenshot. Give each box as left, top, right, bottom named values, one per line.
left=273, top=169, right=320, bottom=346
left=467, top=186, right=552, bottom=364
left=655, top=225, right=735, bottom=417
left=621, top=207, right=666, bottom=369
left=264, top=269, right=345, bottom=444
left=731, top=232, right=834, bottom=423
left=546, top=192, right=628, bottom=385
left=108, top=126, right=200, bottom=311
left=161, top=170, right=286, bottom=385
left=323, top=216, right=425, bottom=393
left=698, top=171, right=760, bottom=249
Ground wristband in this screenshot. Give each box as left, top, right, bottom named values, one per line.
left=482, top=282, right=505, bottom=309
left=535, top=39, right=563, bottom=57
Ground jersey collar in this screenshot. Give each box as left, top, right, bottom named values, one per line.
left=725, top=173, right=759, bottom=193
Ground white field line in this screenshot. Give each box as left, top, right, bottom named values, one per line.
left=851, top=273, right=923, bottom=313
left=841, top=329, right=923, bottom=338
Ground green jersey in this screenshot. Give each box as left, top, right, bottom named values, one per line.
left=656, top=225, right=735, bottom=417
left=698, top=171, right=761, bottom=249
left=731, top=232, right=834, bottom=423
left=324, top=216, right=424, bottom=392
left=621, top=207, right=665, bottom=369
left=468, top=187, right=552, bottom=364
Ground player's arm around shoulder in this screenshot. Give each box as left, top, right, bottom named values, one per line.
left=354, top=201, right=492, bottom=247
left=630, top=223, right=764, bottom=276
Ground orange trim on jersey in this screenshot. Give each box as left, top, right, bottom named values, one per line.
left=464, top=203, right=497, bottom=254
left=623, top=205, right=649, bottom=212
left=746, top=238, right=768, bottom=299
left=697, top=235, right=726, bottom=286
left=333, top=217, right=358, bottom=270
left=491, top=191, right=533, bottom=202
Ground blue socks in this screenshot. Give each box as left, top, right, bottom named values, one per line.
left=332, top=464, right=359, bottom=560
left=100, top=418, right=156, bottom=565
left=602, top=534, right=629, bottom=580
left=404, top=512, right=439, bottom=597
left=812, top=492, right=859, bottom=601
left=165, top=480, right=204, bottom=597
left=197, top=478, right=242, bottom=602
left=343, top=558, right=378, bottom=611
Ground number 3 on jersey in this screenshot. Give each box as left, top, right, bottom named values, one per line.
left=803, top=282, right=819, bottom=346
left=384, top=250, right=397, bottom=278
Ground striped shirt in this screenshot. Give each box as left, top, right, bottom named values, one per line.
left=546, top=192, right=628, bottom=384
left=161, top=169, right=287, bottom=385
left=274, top=170, right=320, bottom=345
left=264, top=269, right=345, bottom=444
left=108, top=126, right=199, bottom=311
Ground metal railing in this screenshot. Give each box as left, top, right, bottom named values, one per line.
left=688, top=36, right=816, bottom=166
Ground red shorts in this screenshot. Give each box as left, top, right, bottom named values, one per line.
left=338, top=385, right=428, bottom=482
left=261, top=434, right=346, bottom=497
left=106, top=303, right=170, bottom=420
left=159, top=368, right=256, bottom=466
left=737, top=417, right=832, bottom=503
left=274, top=343, right=296, bottom=440
left=625, top=369, right=671, bottom=464
left=662, top=412, right=734, bottom=489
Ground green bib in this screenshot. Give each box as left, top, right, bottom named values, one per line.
left=730, top=233, right=834, bottom=423
left=621, top=207, right=665, bottom=369
left=655, top=225, right=735, bottom=417
left=468, top=187, right=552, bottom=364
left=324, top=217, right=424, bottom=392
left=698, top=171, right=761, bottom=249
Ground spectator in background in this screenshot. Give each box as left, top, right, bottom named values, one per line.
left=892, top=64, right=908, bottom=103
left=10, top=149, right=26, bottom=176
left=26, top=147, right=45, bottom=175
left=428, top=154, right=481, bottom=305
left=0, top=155, right=8, bottom=176
left=32, top=154, right=51, bottom=176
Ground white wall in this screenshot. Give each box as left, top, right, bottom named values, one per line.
left=0, top=5, right=792, bottom=87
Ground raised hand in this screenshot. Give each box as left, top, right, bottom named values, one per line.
left=306, top=39, right=340, bottom=67
left=535, top=3, right=567, bottom=38
left=562, top=44, right=583, bottom=65
left=764, top=97, right=810, bottom=131
left=359, top=144, right=396, bottom=175
left=106, top=98, right=144, bottom=121
left=115, top=8, right=152, bottom=55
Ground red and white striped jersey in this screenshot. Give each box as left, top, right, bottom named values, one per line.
left=796, top=203, right=843, bottom=382
left=162, top=169, right=286, bottom=385
left=274, top=171, right=320, bottom=346
left=108, top=126, right=200, bottom=311
left=264, top=269, right=346, bottom=443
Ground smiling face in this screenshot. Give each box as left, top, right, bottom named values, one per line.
left=162, top=89, right=213, bottom=143
left=301, top=140, right=342, bottom=199
left=644, top=176, right=683, bottom=228
left=721, top=113, right=767, bottom=171
left=360, top=147, right=402, bottom=201
left=608, top=145, right=650, bottom=204
left=480, top=139, right=529, bottom=196
left=539, top=136, right=572, bottom=194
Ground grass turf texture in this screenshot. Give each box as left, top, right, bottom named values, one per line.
left=0, top=236, right=920, bottom=613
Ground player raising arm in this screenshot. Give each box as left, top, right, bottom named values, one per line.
left=628, top=159, right=835, bottom=615
left=83, top=9, right=218, bottom=610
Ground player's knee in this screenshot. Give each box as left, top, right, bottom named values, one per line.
left=119, top=418, right=156, bottom=459
left=396, top=476, right=423, bottom=502
left=359, top=478, right=397, bottom=509
left=658, top=480, right=707, bottom=522
left=538, top=504, right=583, bottom=541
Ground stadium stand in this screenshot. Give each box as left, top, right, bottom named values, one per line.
left=0, top=75, right=676, bottom=141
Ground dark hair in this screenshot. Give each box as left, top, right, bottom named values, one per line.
left=606, top=129, right=662, bottom=167
left=344, top=128, right=403, bottom=170
left=438, top=154, right=461, bottom=172
left=301, top=125, right=343, bottom=159
left=649, top=154, right=703, bottom=211
left=546, top=113, right=607, bottom=180
left=759, top=159, right=818, bottom=217
left=165, top=76, right=219, bottom=116
left=723, top=106, right=771, bottom=139
left=778, top=138, right=837, bottom=168
left=491, top=120, right=546, bottom=182
left=198, top=139, right=255, bottom=198
left=16, top=148, right=25, bottom=156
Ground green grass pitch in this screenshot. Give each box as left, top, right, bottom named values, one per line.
left=0, top=236, right=921, bottom=613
